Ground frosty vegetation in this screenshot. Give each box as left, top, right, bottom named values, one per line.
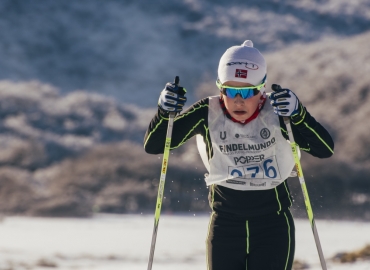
left=0, top=81, right=207, bottom=216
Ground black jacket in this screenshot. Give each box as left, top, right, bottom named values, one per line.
left=144, top=97, right=334, bottom=218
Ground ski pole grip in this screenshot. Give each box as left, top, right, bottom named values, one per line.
left=174, top=76, right=180, bottom=87
left=169, top=76, right=180, bottom=117
left=271, top=84, right=281, bottom=92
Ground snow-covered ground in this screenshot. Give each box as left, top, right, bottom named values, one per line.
left=0, top=214, right=369, bottom=270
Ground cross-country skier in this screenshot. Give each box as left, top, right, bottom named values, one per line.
left=144, top=40, right=334, bottom=270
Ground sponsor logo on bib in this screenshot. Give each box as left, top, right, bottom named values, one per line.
left=235, top=133, right=257, bottom=139
left=234, top=154, right=265, bottom=165
left=219, top=137, right=276, bottom=154
left=260, top=128, right=270, bottom=139
left=220, top=131, right=227, bottom=140
left=250, top=182, right=266, bottom=187
left=226, top=180, right=246, bottom=185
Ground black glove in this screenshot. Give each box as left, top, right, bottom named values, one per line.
left=269, top=84, right=306, bottom=125
left=158, top=82, right=187, bottom=113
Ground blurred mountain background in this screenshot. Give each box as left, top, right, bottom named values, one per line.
left=0, top=0, right=370, bottom=219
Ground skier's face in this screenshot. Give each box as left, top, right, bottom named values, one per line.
left=222, top=81, right=262, bottom=122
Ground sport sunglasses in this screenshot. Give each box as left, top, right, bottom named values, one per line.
left=216, top=75, right=267, bottom=99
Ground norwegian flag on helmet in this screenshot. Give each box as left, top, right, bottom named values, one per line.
left=235, top=69, right=248, bottom=78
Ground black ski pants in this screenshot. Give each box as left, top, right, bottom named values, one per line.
left=206, top=210, right=295, bottom=270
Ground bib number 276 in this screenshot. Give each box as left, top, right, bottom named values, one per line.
left=229, top=157, right=280, bottom=179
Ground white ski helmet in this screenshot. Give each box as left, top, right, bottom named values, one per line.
left=218, top=40, right=267, bottom=88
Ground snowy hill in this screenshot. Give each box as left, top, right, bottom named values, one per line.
left=1, top=0, right=370, bottom=105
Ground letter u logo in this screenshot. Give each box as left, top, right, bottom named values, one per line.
left=220, top=131, right=226, bottom=140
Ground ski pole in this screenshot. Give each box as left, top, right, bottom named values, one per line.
left=271, top=83, right=327, bottom=269
left=147, top=76, right=180, bottom=270
left=283, top=118, right=328, bottom=270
